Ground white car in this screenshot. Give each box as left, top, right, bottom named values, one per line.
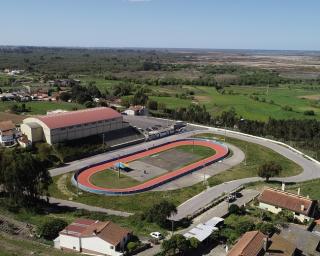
left=150, top=232, right=163, bottom=240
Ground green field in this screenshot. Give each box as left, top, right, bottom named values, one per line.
left=148, top=84, right=320, bottom=121
left=0, top=101, right=84, bottom=115
left=90, top=170, right=141, bottom=189
left=49, top=136, right=302, bottom=213
left=194, top=133, right=302, bottom=186
left=90, top=145, right=215, bottom=189
left=247, top=179, right=320, bottom=201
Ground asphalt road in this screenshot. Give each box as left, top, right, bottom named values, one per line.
left=171, top=126, right=320, bottom=221
left=49, top=130, right=198, bottom=177
left=49, top=117, right=320, bottom=220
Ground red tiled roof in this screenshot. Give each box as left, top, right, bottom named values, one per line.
left=35, top=107, right=121, bottom=129
left=60, top=218, right=131, bottom=246
left=0, top=120, right=15, bottom=131
left=228, top=231, right=266, bottom=256
left=259, top=188, right=315, bottom=216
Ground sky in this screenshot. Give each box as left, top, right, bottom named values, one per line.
left=1, top=0, right=319, bottom=50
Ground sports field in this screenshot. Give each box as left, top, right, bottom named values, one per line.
left=75, top=139, right=228, bottom=195
left=90, top=145, right=216, bottom=188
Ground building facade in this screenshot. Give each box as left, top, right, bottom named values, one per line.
left=21, top=107, right=128, bottom=145
left=54, top=218, right=131, bottom=256
left=0, top=120, right=17, bottom=146
left=258, top=188, right=317, bottom=222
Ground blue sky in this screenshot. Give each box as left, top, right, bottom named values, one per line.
left=1, top=0, right=319, bottom=50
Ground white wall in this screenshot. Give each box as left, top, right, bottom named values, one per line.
left=81, top=236, right=122, bottom=256
left=59, top=234, right=81, bottom=251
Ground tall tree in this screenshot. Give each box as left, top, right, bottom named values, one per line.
left=258, top=161, right=282, bottom=182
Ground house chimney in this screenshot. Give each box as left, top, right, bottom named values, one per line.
left=263, top=237, right=268, bottom=251
left=301, top=205, right=305, bottom=211
left=281, top=182, right=285, bottom=191
left=298, top=187, right=301, bottom=195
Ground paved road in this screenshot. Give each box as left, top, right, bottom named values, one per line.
left=171, top=126, right=320, bottom=221
left=48, top=197, right=133, bottom=217
left=49, top=117, right=320, bottom=221
left=49, top=131, right=199, bottom=177
left=170, top=177, right=261, bottom=221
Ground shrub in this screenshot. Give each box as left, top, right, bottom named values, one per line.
left=38, top=218, right=68, bottom=240
left=304, top=110, right=315, bottom=116
left=127, top=241, right=139, bottom=252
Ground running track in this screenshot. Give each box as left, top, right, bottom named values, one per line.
left=74, top=139, right=229, bottom=195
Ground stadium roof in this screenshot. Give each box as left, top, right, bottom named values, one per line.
left=34, top=107, right=121, bottom=129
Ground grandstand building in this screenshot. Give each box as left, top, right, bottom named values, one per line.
left=21, top=107, right=130, bottom=145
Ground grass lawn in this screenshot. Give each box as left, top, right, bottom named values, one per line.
left=0, top=101, right=84, bottom=115
left=195, top=85, right=320, bottom=121
left=246, top=179, right=320, bottom=201
left=193, top=133, right=302, bottom=186
left=90, top=170, right=141, bottom=189
left=151, top=84, right=320, bottom=121
left=0, top=233, right=79, bottom=256
left=90, top=145, right=216, bottom=189
left=49, top=135, right=301, bottom=213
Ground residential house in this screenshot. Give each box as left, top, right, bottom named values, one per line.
left=54, top=218, right=131, bottom=256
left=258, top=188, right=318, bottom=222
left=0, top=120, right=17, bottom=146
left=267, top=233, right=299, bottom=256
left=123, top=105, right=148, bottom=116
left=227, top=231, right=267, bottom=256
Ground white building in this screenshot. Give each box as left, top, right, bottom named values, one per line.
left=123, top=105, right=148, bottom=116
left=0, top=120, right=17, bottom=146
left=258, top=187, right=317, bottom=222
left=21, top=107, right=128, bottom=145
left=54, top=218, right=131, bottom=256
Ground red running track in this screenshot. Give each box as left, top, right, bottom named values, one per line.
left=76, top=139, right=229, bottom=195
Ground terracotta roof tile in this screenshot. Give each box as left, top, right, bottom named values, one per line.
left=268, top=234, right=297, bottom=256
left=0, top=120, right=15, bottom=131
left=259, top=188, right=315, bottom=216
left=36, top=107, right=121, bottom=129
left=227, top=231, right=266, bottom=256
left=60, top=218, right=131, bottom=246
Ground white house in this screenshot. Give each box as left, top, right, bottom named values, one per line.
left=0, top=120, right=17, bottom=146
left=54, top=218, right=132, bottom=256
left=258, top=188, right=318, bottom=222
left=123, top=105, right=148, bottom=116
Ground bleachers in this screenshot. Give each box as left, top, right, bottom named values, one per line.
left=104, top=126, right=145, bottom=148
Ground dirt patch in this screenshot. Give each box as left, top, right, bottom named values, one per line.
left=0, top=112, right=26, bottom=124
left=298, top=95, right=320, bottom=100
left=195, top=95, right=211, bottom=103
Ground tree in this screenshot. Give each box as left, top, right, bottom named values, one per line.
left=0, top=149, right=52, bottom=205
left=132, top=88, right=148, bottom=105
left=161, top=234, right=190, bottom=256
left=142, top=200, right=177, bottom=227
left=228, top=204, right=244, bottom=215
left=38, top=218, right=68, bottom=240
left=258, top=161, right=282, bottom=182
left=59, top=92, right=71, bottom=102
left=147, top=100, right=158, bottom=110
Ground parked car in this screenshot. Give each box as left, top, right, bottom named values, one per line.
left=225, top=194, right=236, bottom=202
left=150, top=232, right=163, bottom=240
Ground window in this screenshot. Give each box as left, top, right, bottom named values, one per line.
left=110, top=246, right=114, bottom=250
